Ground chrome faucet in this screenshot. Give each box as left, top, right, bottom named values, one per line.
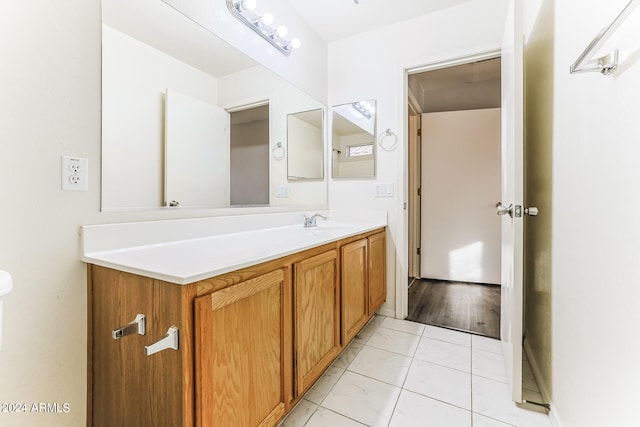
left=304, top=214, right=327, bottom=228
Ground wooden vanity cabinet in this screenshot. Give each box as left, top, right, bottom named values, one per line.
left=368, top=231, right=387, bottom=314
left=88, top=265, right=197, bottom=427
left=340, top=231, right=387, bottom=345
left=340, top=239, right=369, bottom=344
left=88, top=228, right=385, bottom=427
left=293, top=250, right=340, bottom=396
left=194, top=269, right=290, bottom=427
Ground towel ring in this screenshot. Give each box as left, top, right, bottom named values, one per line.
left=272, top=142, right=286, bottom=161
left=378, top=129, right=397, bottom=151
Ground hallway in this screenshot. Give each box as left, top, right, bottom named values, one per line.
left=407, top=279, right=501, bottom=339
left=280, top=316, right=550, bottom=427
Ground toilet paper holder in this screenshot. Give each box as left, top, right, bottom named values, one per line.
left=112, top=314, right=146, bottom=339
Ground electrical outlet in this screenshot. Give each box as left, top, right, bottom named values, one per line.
left=62, top=156, right=88, bottom=191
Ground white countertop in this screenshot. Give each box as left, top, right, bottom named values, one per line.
left=81, top=212, right=386, bottom=285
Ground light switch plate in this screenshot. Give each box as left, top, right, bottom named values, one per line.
left=62, top=156, right=88, bottom=191
left=375, top=182, right=393, bottom=197
left=276, top=185, right=289, bottom=198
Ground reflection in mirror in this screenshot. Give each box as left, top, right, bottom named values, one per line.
left=230, top=104, right=269, bottom=205
left=101, top=0, right=326, bottom=210
left=164, top=88, right=230, bottom=208
left=287, top=109, right=324, bottom=180
left=331, top=100, right=377, bottom=178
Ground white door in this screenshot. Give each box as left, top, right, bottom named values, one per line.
left=499, top=0, right=524, bottom=403
left=164, top=88, right=230, bottom=207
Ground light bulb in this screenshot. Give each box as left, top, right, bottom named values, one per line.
left=290, top=38, right=301, bottom=49
left=277, top=25, right=288, bottom=37
left=243, top=0, right=257, bottom=11
left=261, top=12, right=274, bottom=26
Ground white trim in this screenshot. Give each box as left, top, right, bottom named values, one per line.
left=524, top=339, right=562, bottom=427
left=224, top=99, right=270, bottom=113
left=407, top=49, right=501, bottom=75
left=396, top=48, right=502, bottom=320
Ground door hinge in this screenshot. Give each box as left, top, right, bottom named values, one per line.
left=417, top=187, right=421, bottom=196
left=417, top=128, right=422, bottom=137
left=417, top=248, right=421, bottom=256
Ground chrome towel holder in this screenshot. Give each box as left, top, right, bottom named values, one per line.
left=378, top=129, right=397, bottom=151
left=570, top=0, right=639, bottom=75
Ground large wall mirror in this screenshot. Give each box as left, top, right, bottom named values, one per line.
left=101, top=0, right=327, bottom=210
left=331, top=100, right=376, bottom=178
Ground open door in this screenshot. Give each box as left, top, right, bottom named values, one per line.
left=499, top=0, right=526, bottom=403
left=164, top=88, right=230, bottom=207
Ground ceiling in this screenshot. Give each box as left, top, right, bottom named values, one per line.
left=284, top=0, right=471, bottom=42
left=409, top=58, right=502, bottom=113
left=105, top=0, right=498, bottom=107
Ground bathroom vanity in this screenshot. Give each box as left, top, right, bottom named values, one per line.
left=82, top=214, right=386, bottom=427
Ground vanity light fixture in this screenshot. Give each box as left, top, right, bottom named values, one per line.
left=226, top=0, right=301, bottom=56
left=352, top=101, right=375, bottom=119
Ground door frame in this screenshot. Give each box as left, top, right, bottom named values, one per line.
left=396, top=49, right=501, bottom=319
left=407, top=99, right=421, bottom=279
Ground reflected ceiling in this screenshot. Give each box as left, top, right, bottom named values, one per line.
left=103, top=0, right=256, bottom=78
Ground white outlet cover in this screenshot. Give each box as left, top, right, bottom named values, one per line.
left=62, top=156, right=88, bottom=191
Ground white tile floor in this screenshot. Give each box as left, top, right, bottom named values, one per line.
left=280, top=316, right=551, bottom=427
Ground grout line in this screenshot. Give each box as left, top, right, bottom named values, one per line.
left=311, top=406, right=368, bottom=427
left=470, top=335, right=475, bottom=420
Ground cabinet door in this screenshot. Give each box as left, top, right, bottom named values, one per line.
left=194, top=269, right=290, bottom=427
left=294, top=250, right=340, bottom=395
left=368, top=232, right=387, bottom=314
left=341, top=239, right=369, bottom=345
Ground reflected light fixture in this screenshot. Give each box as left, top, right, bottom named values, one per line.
left=352, top=101, right=375, bottom=119
left=226, top=0, right=301, bottom=56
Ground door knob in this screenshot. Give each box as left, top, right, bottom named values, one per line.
left=525, top=206, right=539, bottom=216
left=496, top=202, right=513, bottom=217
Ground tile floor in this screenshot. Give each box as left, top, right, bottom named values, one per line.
left=279, top=316, right=551, bottom=427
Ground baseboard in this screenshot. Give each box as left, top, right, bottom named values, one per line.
left=523, top=340, right=563, bottom=427
left=377, top=307, right=396, bottom=318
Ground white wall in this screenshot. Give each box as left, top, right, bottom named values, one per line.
left=525, top=0, right=640, bottom=425
left=328, top=0, right=509, bottom=316
left=421, top=109, right=501, bottom=285
left=0, top=1, right=325, bottom=426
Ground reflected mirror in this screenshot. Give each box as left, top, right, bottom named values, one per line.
left=101, top=0, right=326, bottom=210
left=287, top=109, right=324, bottom=180
left=331, top=100, right=376, bottom=178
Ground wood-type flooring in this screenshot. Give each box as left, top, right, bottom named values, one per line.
left=407, top=278, right=501, bottom=338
